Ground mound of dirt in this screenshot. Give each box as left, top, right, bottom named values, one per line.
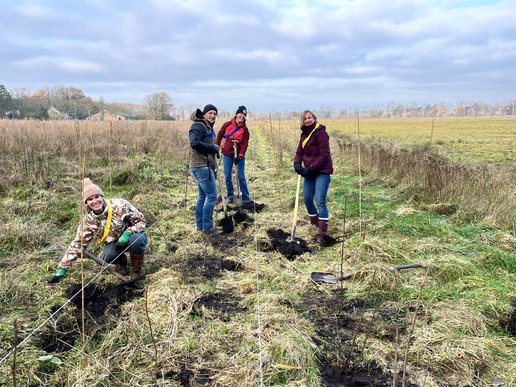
left=316, top=234, right=340, bottom=247
left=265, top=228, right=310, bottom=260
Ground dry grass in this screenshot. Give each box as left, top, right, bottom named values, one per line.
left=1, top=118, right=515, bottom=386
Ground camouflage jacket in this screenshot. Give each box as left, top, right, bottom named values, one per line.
left=59, top=198, right=146, bottom=268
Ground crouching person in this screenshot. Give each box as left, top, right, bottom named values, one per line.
left=47, top=178, right=147, bottom=284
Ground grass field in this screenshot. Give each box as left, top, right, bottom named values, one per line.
left=273, top=117, right=516, bottom=166
left=0, top=117, right=515, bottom=386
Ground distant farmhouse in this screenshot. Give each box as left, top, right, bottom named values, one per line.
left=47, top=107, right=64, bottom=120
left=87, top=110, right=126, bottom=121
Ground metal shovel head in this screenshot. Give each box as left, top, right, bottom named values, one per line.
left=286, top=237, right=300, bottom=244
left=311, top=272, right=339, bottom=284
left=221, top=215, right=234, bottom=234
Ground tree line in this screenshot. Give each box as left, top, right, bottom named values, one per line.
left=1, top=83, right=514, bottom=120
left=0, top=84, right=174, bottom=120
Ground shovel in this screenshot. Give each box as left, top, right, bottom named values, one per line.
left=311, top=263, right=426, bottom=284
left=287, top=174, right=302, bottom=243
left=215, top=167, right=234, bottom=233
left=232, top=141, right=243, bottom=208
left=83, top=250, right=147, bottom=285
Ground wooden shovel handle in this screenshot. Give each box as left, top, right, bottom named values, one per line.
left=232, top=140, right=239, bottom=158
left=215, top=167, right=228, bottom=216
left=290, top=174, right=302, bottom=240
left=83, top=250, right=127, bottom=281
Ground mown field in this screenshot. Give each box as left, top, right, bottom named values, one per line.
left=0, top=117, right=515, bottom=386
left=325, top=117, right=515, bottom=165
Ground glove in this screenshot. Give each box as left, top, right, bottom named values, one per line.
left=214, top=144, right=221, bottom=158
left=301, top=167, right=313, bottom=177
left=117, top=230, right=132, bottom=247
left=294, top=163, right=303, bottom=175
left=47, top=267, right=68, bottom=284
left=234, top=156, right=243, bottom=165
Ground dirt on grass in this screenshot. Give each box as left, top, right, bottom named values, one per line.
left=296, top=288, right=417, bottom=387
left=265, top=228, right=311, bottom=260
left=38, top=282, right=143, bottom=353
left=155, top=364, right=212, bottom=386
left=175, top=255, right=244, bottom=282
left=191, top=289, right=247, bottom=322
left=501, top=298, right=516, bottom=336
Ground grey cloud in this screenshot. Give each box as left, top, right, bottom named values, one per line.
left=0, top=0, right=514, bottom=110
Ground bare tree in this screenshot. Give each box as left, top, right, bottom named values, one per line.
left=144, top=91, right=174, bottom=120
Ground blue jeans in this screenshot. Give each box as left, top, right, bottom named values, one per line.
left=303, top=173, right=331, bottom=220
left=223, top=154, right=250, bottom=202
left=104, top=232, right=148, bottom=263
left=189, top=167, right=218, bottom=231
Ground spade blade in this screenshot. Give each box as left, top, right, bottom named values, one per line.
left=310, top=272, right=338, bottom=284
left=221, top=215, right=234, bottom=234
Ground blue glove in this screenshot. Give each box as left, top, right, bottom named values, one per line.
left=117, top=230, right=132, bottom=247
left=294, top=163, right=303, bottom=175
left=301, top=167, right=313, bottom=177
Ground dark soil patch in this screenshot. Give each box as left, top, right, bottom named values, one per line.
left=296, top=289, right=415, bottom=386
left=66, top=283, right=141, bottom=322
left=38, top=283, right=142, bottom=353
left=191, top=290, right=247, bottom=322
left=264, top=228, right=310, bottom=260
left=316, top=234, right=340, bottom=247
left=242, top=200, right=266, bottom=213
left=322, top=361, right=414, bottom=387
left=220, top=258, right=244, bottom=271
left=501, top=298, right=516, bottom=336
left=233, top=209, right=255, bottom=228
left=176, top=255, right=244, bottom=282
left=156, top=365, right=212, bottom=386
left=208, top=235, right=239, bottom=249
left=37, top=317, right=77, bottom=353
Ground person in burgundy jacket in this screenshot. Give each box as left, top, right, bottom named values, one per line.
left=293, top=110, right=333, bottom=244
left=216, top=105, right=251, bottom=206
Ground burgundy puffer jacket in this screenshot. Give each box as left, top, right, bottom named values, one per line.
left=294, top=122, right=333, bottom=174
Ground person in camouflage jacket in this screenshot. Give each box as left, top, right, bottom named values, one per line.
left=47, top=178, right=147, bottom=283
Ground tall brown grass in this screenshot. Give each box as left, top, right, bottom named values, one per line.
left=0, top=119, right=190, bottom=191
left=334, top=134, right=515, bottom=226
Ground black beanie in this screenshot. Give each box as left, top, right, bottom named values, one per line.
left=202, top=104, right=218, bottom=115
left=235, top=105, right=247, bottom=116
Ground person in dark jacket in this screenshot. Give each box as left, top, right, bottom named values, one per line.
left=293, top=110, right=333, bottom=244
left=215, top=105, right=251, bottom=206
left=189, top=104, right=222, bottom=235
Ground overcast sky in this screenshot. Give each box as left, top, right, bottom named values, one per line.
left=1, top=0, right=515, bottom=112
